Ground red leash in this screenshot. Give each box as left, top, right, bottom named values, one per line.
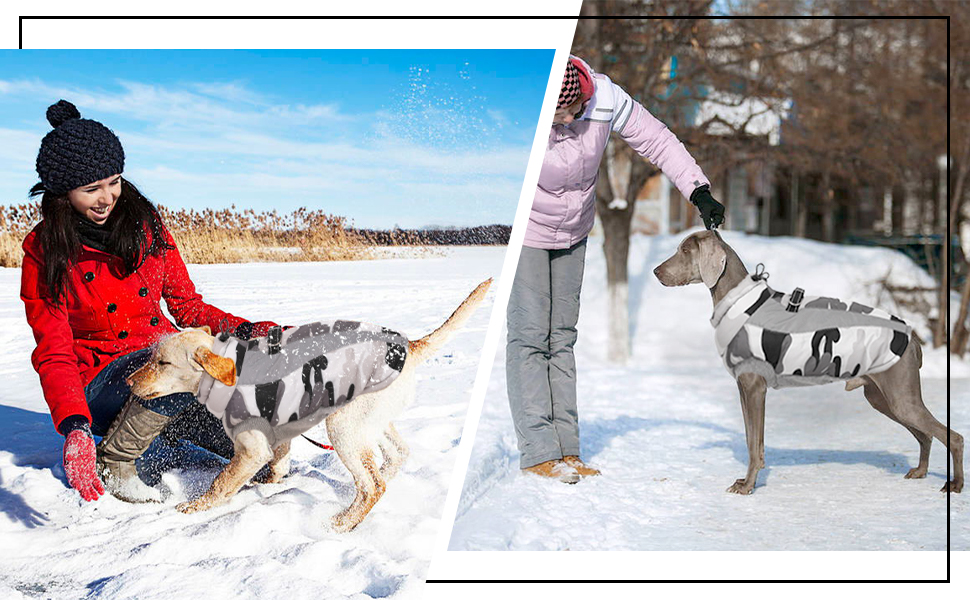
left=301, top=434, right=334, bottom=451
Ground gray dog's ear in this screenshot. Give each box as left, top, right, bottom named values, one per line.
left=698, top=233, right=727, bottom=288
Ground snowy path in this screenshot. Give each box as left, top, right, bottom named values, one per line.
left=0, top=247, right=502, bottom=600
left=451, top=233, right=967, bottom=551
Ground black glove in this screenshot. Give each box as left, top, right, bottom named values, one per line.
left=690, top=185, right=725, bottom=230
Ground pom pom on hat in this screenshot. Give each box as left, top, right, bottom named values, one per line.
left=46, top=100, right=82, bottom=128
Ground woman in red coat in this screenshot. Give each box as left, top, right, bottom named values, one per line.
left=22, top=100, right=277, bottom=503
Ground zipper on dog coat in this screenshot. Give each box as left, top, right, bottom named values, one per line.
left=197, top=321, right=409, bottom=446
left=710, top=277, right=912, bottom=389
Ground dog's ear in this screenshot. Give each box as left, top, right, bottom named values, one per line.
left=193, top=347, right=237, bottom=387
left=199, top=325, right=212, bottom=335
left=697, top=233, right=727, bottom=288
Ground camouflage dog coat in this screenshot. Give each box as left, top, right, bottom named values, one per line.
left=197, top=321, right=409, bottom=446
left=711, top=277, right=911, bottom=389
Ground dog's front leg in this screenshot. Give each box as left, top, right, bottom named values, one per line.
left=728, top=373, right=767, bottom=495
left=253, top=441, right=292, bottom=485
left=266, top=441, right=292, bottom=483
left=178, top=430, right=272, bottom=513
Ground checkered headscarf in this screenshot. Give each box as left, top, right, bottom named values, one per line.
left=559, top=62, right=584, bottom=108
left=558, top=59, right=595, bottom=110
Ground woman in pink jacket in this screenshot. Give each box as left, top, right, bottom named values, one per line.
left=507, top=57, right=724, bottom=482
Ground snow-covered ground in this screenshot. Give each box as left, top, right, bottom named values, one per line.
left=0, top=246, right=502, bottom=600
left=450, top=232, right=968, bottom=552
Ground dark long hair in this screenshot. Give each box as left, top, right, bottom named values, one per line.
left=28, top=178, right=173, bottom=306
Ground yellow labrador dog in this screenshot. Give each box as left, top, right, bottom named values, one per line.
left=128, top=279, right=491, bottom=531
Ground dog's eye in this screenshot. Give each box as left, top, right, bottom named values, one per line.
left=158, top=360, right=170, bottom=367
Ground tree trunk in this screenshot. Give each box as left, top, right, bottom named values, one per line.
left=794, top=172, right=807, bottom=238
left=952, top=274, right=970, bottom=355
left=821, top=171, right=835, bottom=243
left=595, top=151, right=637, bottom=364
left=947, top=133, right=970, bottom=353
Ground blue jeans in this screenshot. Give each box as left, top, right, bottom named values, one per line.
left=85, top=347, right=195, bottom=436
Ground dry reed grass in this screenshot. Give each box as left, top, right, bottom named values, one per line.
left=157, top=206, right=377, bottom=264
left=0, top=203, right=436, bottom=268
left=0, top=202, right=39, bottom=268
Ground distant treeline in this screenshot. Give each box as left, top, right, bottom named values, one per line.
left=0, top=202, right=510, bottom=267
left=354, top=225, right=512, bottom=246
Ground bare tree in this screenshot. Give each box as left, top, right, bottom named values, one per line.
left=574, top=1, right=953, bottom=355
left=947, top=2, right=970, bottom=354
left=574, top=2, right=712, bottom=363
left=701, top=2, right=951, bottom=346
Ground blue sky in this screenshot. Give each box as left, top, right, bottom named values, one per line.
left=0, top=50, right=553, bottom=228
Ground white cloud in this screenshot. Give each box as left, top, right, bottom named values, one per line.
left=0, top=78, right=350, bottom=133
left=0, top=76, right=533, bottom=225
left=191, top=81, right=266, bottom=105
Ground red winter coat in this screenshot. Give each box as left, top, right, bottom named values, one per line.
left=20, top=222, right=268, bottom=432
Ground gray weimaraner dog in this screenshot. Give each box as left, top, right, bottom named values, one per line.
left=654, top=230, right=963, bottom=495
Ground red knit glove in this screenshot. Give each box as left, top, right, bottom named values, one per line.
left=231, top=320, right=283, bottom=340
left=250, top=321, right=282, bottom=338
left=63, top=429, right=105, bottom=502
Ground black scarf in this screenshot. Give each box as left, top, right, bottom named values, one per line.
left=73, top=212, right=113, bottom=254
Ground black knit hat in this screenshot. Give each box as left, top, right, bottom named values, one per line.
left=35, top=100, right=125, bottom=195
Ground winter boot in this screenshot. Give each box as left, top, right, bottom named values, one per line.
left=562, top=455, right=601, bottom=477
left=96, top=397, right=172, bottom=503
left=521, top=459, right=580, bottom=484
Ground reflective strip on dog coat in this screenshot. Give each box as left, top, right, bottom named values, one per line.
left=710, top=277, right=911, bottom=389
left=197, top=321, right=408, bottom=446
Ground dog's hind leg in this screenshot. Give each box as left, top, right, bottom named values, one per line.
left=178, top=429, right=272, bottom=513
left=859, top=377, right=932, bottom=479
left=378, top=422, right=409, bottom=481
left=869, top=343, right=964, bottom=493
left=326, top=409, right=387, bottom=532
left=728, top=372, right=767, bottom=495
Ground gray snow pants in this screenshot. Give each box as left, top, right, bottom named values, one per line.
left=506, top=239, right=586, bottom=469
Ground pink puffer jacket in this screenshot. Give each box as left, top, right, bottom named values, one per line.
left=526, top=57, right=710, bottom=250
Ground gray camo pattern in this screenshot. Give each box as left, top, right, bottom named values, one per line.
left=711, top=278, right=911, bottom=389
left=197, top=321, right=408, bottom=446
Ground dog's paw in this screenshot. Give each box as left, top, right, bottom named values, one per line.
left=726, top=478, right=755, bottom=495
left=251, top=471, right=286, bottom=485
left=331, top=512, right=361, bottom=533
left=177, top=499, right=208, bottom=514
left=941, top=480, right=963, bottom=493
left=904, top=467, right=927, bottom=479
